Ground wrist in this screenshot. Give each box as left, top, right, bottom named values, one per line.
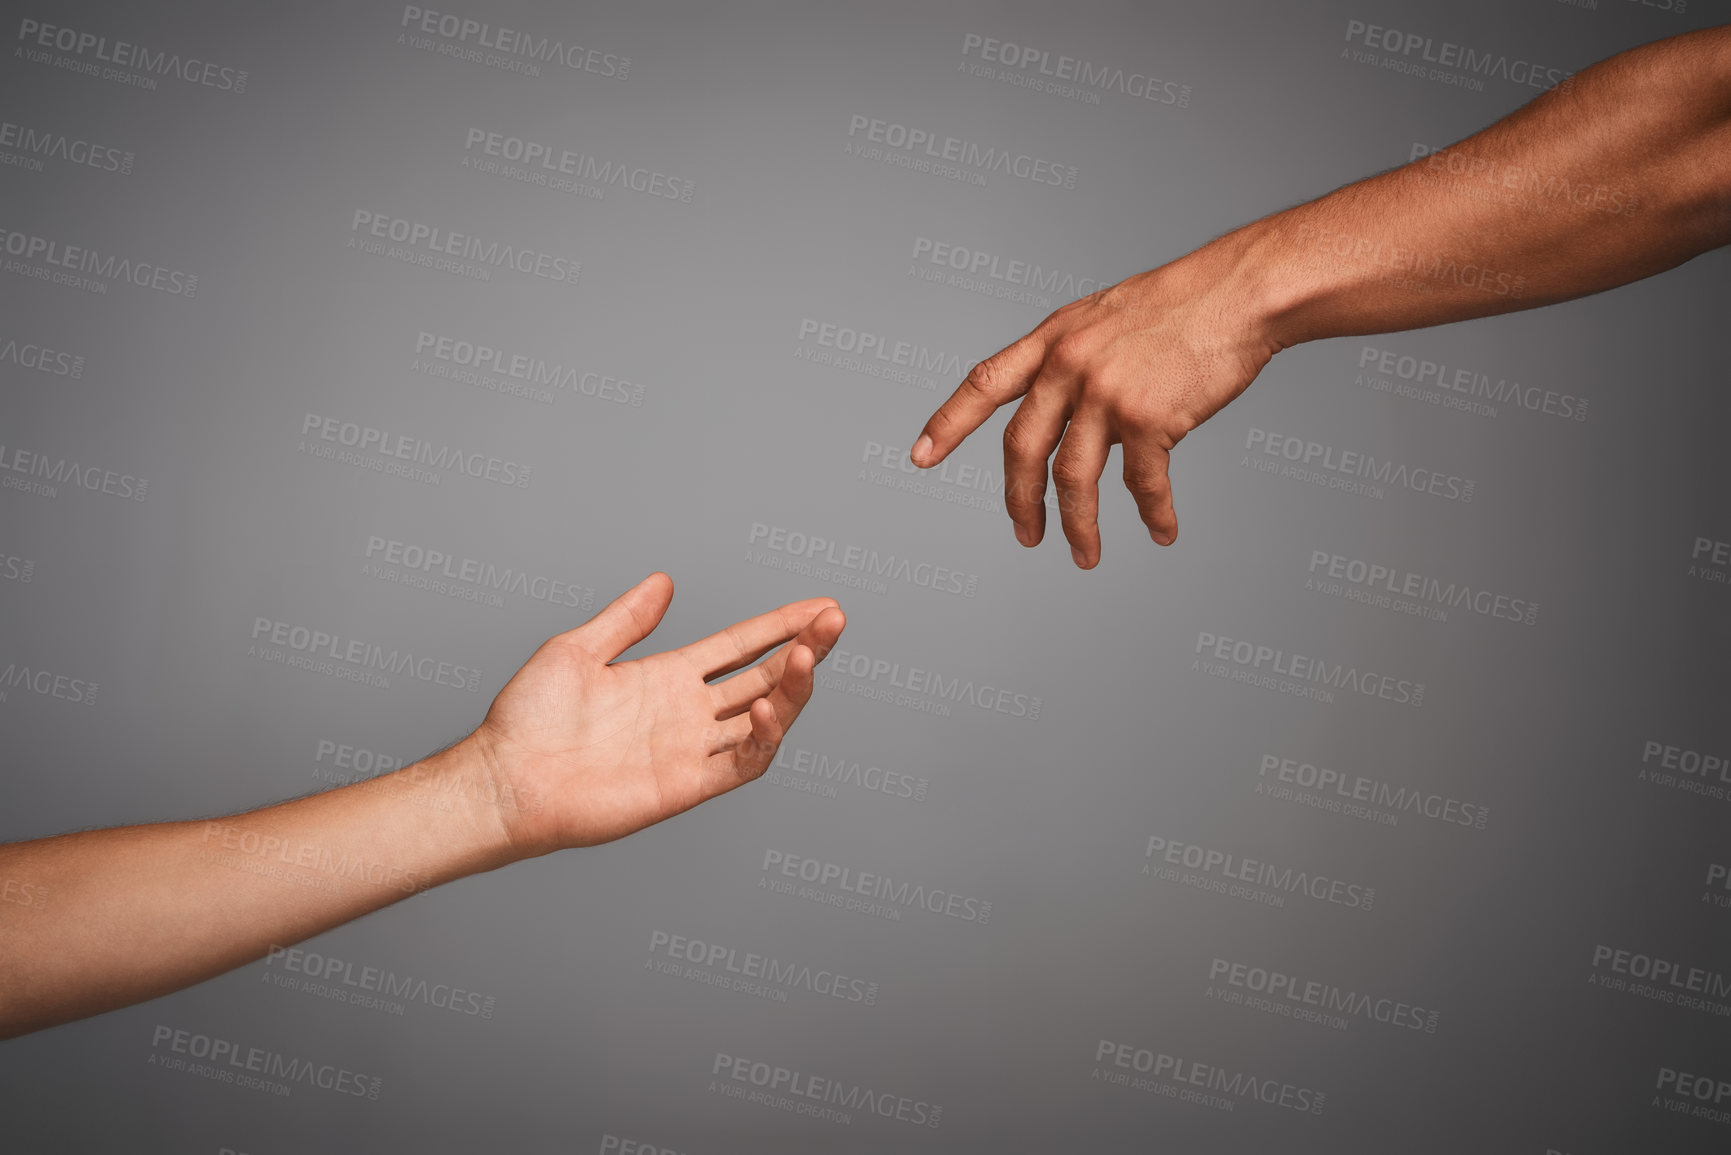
left=1188, top=218, right=1309, bottom=357
left=386, top=735, right=527, bottom=873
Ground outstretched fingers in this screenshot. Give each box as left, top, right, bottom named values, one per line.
left=704, top=644, right=810, bottom=782
left=704, top=606, right=845, bottom=791
left=683, top=596, right=838, bottom=681
left=741, top=648, right=813, bottom=772
left=912, top=335, right=1046, bottom=468
left=706, top=603, right=845, bottom=714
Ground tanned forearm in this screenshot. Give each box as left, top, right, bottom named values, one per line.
left=1221, top=26, right=1731, bottom=349
left=913, top=26, right=1731, bottom=565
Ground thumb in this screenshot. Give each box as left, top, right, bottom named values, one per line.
left=573, top=572, right=674, bottom=663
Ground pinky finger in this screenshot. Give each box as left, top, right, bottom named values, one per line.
left=735, top=697, right=784, bottom=778
left=1122, top=436, right=1179, bottom=546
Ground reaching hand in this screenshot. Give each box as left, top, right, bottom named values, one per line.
left=469, top=573, right=846, bottom=854
left=909, top=260, right=1276, bottom=568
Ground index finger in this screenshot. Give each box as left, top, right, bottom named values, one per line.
left=911, top=334, right=1047, bottom=468
left=681, top=597, right=840, bottom=680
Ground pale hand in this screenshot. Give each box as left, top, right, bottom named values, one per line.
left=467, top=572, right=845, bottom=855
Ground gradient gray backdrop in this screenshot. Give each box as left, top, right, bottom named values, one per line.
left=2, top=1, right=1729, bottom=1152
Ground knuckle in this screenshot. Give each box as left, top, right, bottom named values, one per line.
left=1117, top=406, right=1163, bottom=441
left=963, top=357, right=1006, bottom=395
left=1047, top=333, right=1089, bottom=374
left=1116, top=390, right=1178, bottom=439
left=1050, top=458, right=1093, bottom=488
left=1123, top=462, right=1168, bottom=497
left=1002, top=420, right=1048, bottom=462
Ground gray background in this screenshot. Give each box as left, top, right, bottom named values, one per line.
left=2, top=1, right=1728, bottom=1152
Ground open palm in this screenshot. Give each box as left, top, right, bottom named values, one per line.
left=470, top=573, right=845, bottom=853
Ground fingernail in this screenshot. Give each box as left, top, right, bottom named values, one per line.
left=1013, top=522, right=1034, bottom=547
left=912, top=434, right=933, bottom=465
left=1071, top=547, right=1088, bottom=568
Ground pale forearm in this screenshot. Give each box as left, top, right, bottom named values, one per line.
left=0, top=740, right=514, bottom=1039
left=1213, top=26, right=1731, bottom=350
left=0, top=578, right=845, bottom=1038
